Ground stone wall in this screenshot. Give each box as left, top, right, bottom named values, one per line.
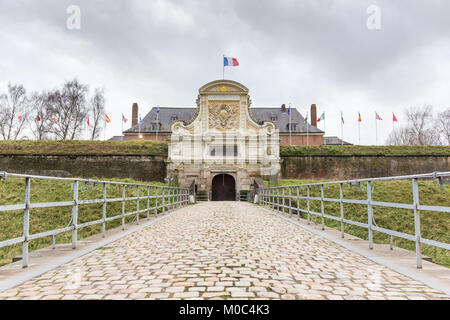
left=0, top=155, right=167, bottom=182
left=1, top=154, right=448, bottom=183
left=281, top=155, right=450, bottom=180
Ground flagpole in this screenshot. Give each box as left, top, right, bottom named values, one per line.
left=289, top=103, right=292, bottom=145
left=375, top=112, right=378, bottom=146
left=306, top=111, right=309, bottom=146
left=358, top=121, right=361, bottom=145
left=156, top=106, right=159, bottom=141
left=222, top=54, right=225, bottom=80
left=341, top=111, right=343, bottom=146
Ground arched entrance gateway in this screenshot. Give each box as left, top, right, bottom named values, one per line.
left=167, top=79, right=281, bottom=201
left=211, top=174, right=236, bottom=201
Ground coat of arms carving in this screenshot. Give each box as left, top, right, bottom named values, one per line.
left=208, top=103, right=238, bottom=129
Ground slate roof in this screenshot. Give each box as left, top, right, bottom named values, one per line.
left=123, top=107, right=324, bottom=134
left=324, top=136, right=353, bottom=145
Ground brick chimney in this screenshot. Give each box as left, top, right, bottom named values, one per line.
left=281, top=104, right=286, bottom=112
left=311, top=104, right=317, bottom=127
left=132, top=103, right=138, bottom=127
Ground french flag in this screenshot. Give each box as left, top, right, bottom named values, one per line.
left=224, top=56, right=239, bottom=67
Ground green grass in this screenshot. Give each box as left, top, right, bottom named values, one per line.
left=0, top=140, right=168, bottom=155
left=265, top=179, right=450, bottom=268
left=0, top=176, right=175, bottom=267
left=1, top=141, right=449, bottom=157
left=280, top=145, right=450, bottom=156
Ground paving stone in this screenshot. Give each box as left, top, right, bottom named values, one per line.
left=0, top=202, right=447, bottom=300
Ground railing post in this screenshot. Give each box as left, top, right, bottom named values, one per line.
left=320, top=184, right=325, bottom=230
left=22, top=177, right=31, bottom=268
left=72, top=180, right=79, bottom=249
left=367, top=181, right=373, bottom=250
left=281, top=187, right=285, bottom=213
left=412, top=178, right=422, bottom=268
left=121, top=185, right=126, bottom=230
left=102, top=183, right=107, bottom=237
left=155, top=187, right=159, bottom=215
left=289, top=187, right=292, bottom=217
left=307, top=186, right=310, bottom=224
left=339, top=183, right=344, bottom=239
left=136, top=186, right=140, bottom=225
left=147, top=186, right=150, bottom=219
left=296, top=186, right=300, bottom=219
left=162, top=188, right=166, bottom=213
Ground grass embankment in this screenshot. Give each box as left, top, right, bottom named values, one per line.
left=1, top=141, right=449, bottom=157
left=0, top=177, right=173, bottom=267
left=0, top=140, right=168, bottom=155
left=280, top=145, right=450, bottom=156
left=266, top=179, right=450, bottom=268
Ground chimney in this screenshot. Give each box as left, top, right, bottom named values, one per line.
left=132, top=103, right=138, bottom=127
left=281, top=104, right=286, bottom=112
left=311, top=104, right=317, bottom=127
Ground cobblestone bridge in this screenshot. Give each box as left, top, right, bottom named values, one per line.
left=0, top=202, right=448, bottom=300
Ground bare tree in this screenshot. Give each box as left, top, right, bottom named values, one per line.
left=48, top=79, right=88, bottom=140
left=386, top=105, right=440, bottom=145
left=29, top=91, right=53, bottom=140
left=0, top=83, right=29, bottom=140
left=435, top=109, right=450, bottom=145
left=89, top=88, right=106, bottom=140
left=406, top=105, right=439, bottom=145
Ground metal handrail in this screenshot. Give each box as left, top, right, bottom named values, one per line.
left=258, top=171, right=450, bottom=268
left=0, top=171, right=190, bottom=268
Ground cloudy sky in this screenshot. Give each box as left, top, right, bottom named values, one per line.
left=0, top=0, right=449, bottom=144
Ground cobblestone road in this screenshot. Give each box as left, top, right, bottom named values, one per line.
left=0, top=202, right=448, bottom=300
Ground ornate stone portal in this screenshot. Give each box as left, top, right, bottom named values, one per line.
left=168, top=80, right=280, bottom=199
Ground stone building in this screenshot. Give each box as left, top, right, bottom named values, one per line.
left=122, top=79, right=324, bottom=200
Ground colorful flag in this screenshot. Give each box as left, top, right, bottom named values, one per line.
left=358, top=112, right=362, bottom=122
left=53, top=116, right=57, bottom=123
left=139, top=115, right=142, bottom=126
left=36, top=115, right=40, bottom=122
left=87, top=117, right=90, bottom=126
left=156, top=107, right=160, bottom=114
left=317, top=112, right=325, bottom=122
left=223, top=56, right=239, bottom=66
left=122, top=114, right=128, bottom=123
left=304, top=113, right=308, bottom=125
left=375, top=112, right=382, bottom=120
left=105, top=115, right=111, bottom=123
left=393, top=113, right=398, bottom=122
left=18, top=115, right=23, bottom=121
left=341, top=112, right=344, bottom=124
left=288, top=104, right=291, bottom=115
left=69, top=116, right=73, bottom=122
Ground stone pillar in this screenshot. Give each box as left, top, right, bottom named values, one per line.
left=311, top=104, right=317, bottom=127
left=132, top=103, right=138, bottom=127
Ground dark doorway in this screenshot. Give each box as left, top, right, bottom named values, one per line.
left=211, top=174, right=236, bottom=201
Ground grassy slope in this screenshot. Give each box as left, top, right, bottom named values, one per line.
left=0, top=177, right=172, bottom=267
left=266, top=179, right=449, bottom=267
left=0, top=140, right=449, bottom=156
left=280, top=145, right=450, bottom=156
left=0, top=140, right=168, bottom=155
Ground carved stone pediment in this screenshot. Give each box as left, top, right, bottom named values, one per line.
left=208, top=103, right=239, bottom=130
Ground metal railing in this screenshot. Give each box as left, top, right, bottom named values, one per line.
left=258, top=172, right=450, bottom=268
left=0, top=172, right=190, bottom=268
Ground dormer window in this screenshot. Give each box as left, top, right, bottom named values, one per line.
left=287, top=123, right=297, bottom=131
left=270, top=115, right=278, bottom=121
left=171, top=115, right=178, bottom=121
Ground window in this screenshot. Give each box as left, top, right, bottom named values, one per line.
left=210, top=145, right=238, bottom=157
left=151, top=123, right=160, bottom=131
left=270, top=115, right=278, bottom=121
left=171, top=115, right=178, bottom=121
left=287, top=123, right=297, bottom=131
